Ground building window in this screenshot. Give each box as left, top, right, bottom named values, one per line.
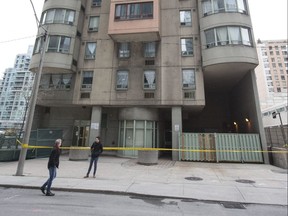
left=144, top=42, right=156, bottom=58
left=92, top=0, right=102, bottom=7
left=115, top=2, right=153, bottom=20
left=40, top=74, right=72, bottom=89
left=116, top=70, right=128, bottom=90
left=143, top=70, right=156, bottom=90
left=180, top=10, right=192, bottom=26
left=47, top=36, right=71, bottom=53
left=85, top=42, right=96, bottom=59
left=182, top=69, right=196, bottom=89
left=40, top=9, right=75, bottom=25
left=181, top=38, right=193, bottom=56
left=205, top=26, right=252, bottom=48
left=202, top=0, right=247, bottom=16
left=118, top=42, right=130, bottom=58
left=81, top=71, right=93, bottom=90
left=33, top=37, right=44, bottom=54
left=88, top=16, right=99, bottom=31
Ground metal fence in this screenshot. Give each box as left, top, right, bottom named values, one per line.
left=265, top=126, right=288, bottom=148
left=0, top=128, right=62, bottom=162
left=179, top=133, right=263, bottom=163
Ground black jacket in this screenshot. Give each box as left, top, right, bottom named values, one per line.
left=90, top=142, right=103, bottom=158
left=47, top=147, right=61, bottom=168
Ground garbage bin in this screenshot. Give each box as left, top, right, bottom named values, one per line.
left=138, top=150, right=158, bottom=165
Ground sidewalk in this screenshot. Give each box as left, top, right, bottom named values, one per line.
left=0, top=155, right=287, bottom=206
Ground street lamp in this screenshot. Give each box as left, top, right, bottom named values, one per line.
left=272, top=111, right=287, bottom=145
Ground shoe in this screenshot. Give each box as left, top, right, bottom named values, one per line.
left=40, top=187, right=45, bottom=195
left=84, top=175, right=89, bottom=178
left=46, top=192, right=55, bottom=196
left=93, top=175, right=96, bottom=178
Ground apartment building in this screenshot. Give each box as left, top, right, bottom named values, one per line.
left=29, top=0, right=267, bottom=162
left=0, top=46, right=34, bottom=131
left=255, top=39, right=288, bottom=109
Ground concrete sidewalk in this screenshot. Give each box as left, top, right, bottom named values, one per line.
left=0, top=155, right=287, bottom=206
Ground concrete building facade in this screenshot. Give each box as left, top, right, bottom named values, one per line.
left=255, top=39, right=288, bottom=109
left=30, top=0, right=267, bottom=161
left=0, top=46, right=34, bottom=132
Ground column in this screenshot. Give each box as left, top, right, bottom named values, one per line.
left=88, top=106, right=102, bottom=146
left=172, top=107, right=182, bottom=161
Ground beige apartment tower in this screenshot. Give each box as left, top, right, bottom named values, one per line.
left=30, top=0, right=267, bottom=162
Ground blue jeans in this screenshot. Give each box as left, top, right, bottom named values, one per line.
left=42, top=166, right=57, bottom=193
left=87, top=157, right=99, bottom=176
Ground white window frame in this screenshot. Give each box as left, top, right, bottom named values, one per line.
left=116, top=70, right=129, bottom=90
left=180, top=10, right=192, bottom=26
left=181, top=38, right=193, bottom=56
left=85, top=42, right=97, bottom=59
left=143, top=70, right=156, bottom=90
left=182, top=69, right=196, bottom=89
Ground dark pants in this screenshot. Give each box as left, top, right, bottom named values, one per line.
left=87, top=156, right=99, bottom=176
left=42, top=166, right=57, bottom=193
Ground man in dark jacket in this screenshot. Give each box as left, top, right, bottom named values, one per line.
left=40, top=139, right=62, bottom=196
left=84, top=136, right=103, bottom=178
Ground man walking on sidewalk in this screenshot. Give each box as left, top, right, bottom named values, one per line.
left=40, top=139, right=62, bottom=196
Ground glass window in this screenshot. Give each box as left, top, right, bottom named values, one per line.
left=180, top=10, right=192, bottom=26
left=118, top=42, right=130, bottom=58
left=115, top=2, right=153, bottom=20
left=181, top=38, right=193, bottom=56
left=205, top=29, right=216, bottom=48
left=182, top=69, right=196, bottom=89
left=116, top=70, right=128, bottom=89
left=88, top=16, right=100, bottom=31
left=144, top=42, right=156, bottom=58
left=85, top=42, right=96, bottom=59
left=202, top=0, right=247, bottom=16
left=41, top=9, right=75, bottom=25
left=205, top=26, right=252, bottom=48
left=216, top=27, right=228, bottom=45
left=47, top=36, right=71, bottom=53
left=143, top=70, right=156, bottom=89
left=82, top=71, right=93, bottom=90
left=92, top=0, right=102, bottom=6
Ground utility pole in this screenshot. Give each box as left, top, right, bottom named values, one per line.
left=15, top=32, right=48, bottom=176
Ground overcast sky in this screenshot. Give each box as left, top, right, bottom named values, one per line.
left=0, top=0, right=287, bottom=79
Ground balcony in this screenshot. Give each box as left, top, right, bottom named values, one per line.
left=108, top=0, right=160, bottom=42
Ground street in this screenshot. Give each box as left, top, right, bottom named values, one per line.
left=0, top=188, right=286, bottom=216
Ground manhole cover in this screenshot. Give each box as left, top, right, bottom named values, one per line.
left=185, top=177, right=203, bottom=181
left=221, top=202, right=246, bottom=209
left=235, top=179, right=255, bottom=184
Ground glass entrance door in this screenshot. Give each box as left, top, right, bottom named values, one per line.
left=72, top=120, right=90, bottom=147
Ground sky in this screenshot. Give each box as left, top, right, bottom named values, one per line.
left=0, top=0, right=287, bottom=79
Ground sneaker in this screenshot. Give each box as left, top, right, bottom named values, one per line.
left=84, top=175, right=89, bottom=178
left=46, top=192, right=55, bottom=196
left=40, top=187, right=45, bottom=195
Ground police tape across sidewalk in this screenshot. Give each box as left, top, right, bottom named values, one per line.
left=16, top=140, right=288, bottom=154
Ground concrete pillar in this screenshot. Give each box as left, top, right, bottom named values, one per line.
left=172, top=107, right=182, bottom=161
left=88, top=106, right=102, bottom=146
left=250, top=71, right=269, bottom=164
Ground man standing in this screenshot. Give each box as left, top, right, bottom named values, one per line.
left=84, top=136, right=103, bottom=178
left=40, top=139, right=62, bottom=196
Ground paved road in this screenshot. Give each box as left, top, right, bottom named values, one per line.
left=1, top=188, right=287, bottom=216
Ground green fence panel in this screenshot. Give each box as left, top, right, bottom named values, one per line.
left=239, top=134, right=263, bottom=163
left=179, top=132, right=263, bottom=163
left=216, top=133, right=241, bottom=162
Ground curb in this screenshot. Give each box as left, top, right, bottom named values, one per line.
left=1, top=184, right=287, bottom=207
